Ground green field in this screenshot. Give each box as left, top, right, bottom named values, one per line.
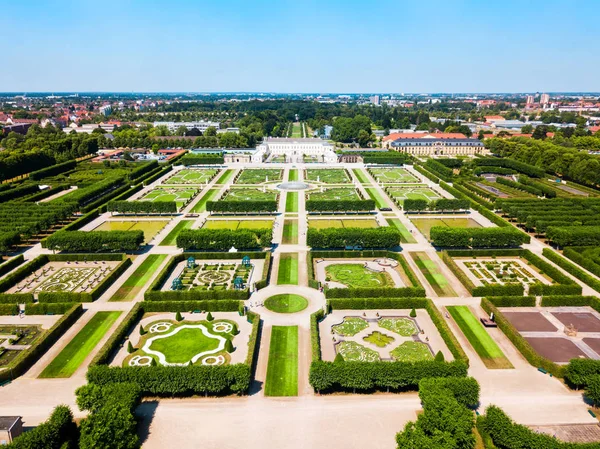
left=305, top=169, right=350, bottom=184
left=369, top=168, right=419, bottom=183
left=411, top=252, right=457, bottom=296
left=164, top=169, right=218, bottom=185
left=191, top=189, right=219, bottom=212
left=288, top=169, right=299, bottom=182
left=386, top=186, right=441, bottom=205
left=159, top=220, right=194, bottom=246
left=140, top=187, right=198, bottom=209
left=214, top=169, right=235, bottom=184
left=285, top=192, right=298, bottom=213
left=203, top=219, right=273, bottom=230
left=309, top=218, right=378, bottom=229
left=264, top=294, right=308, bottom=313
left=93, top=220, right=168, bottom=244
left=111, top=255, right=167, bottom=302
left=290, top=122, right=302, bottom=138
left=39, top=311, right=121, bottom=378
left=352, top=168, right=371, bottom=184
left=282, top=219, right=298, bottom=244
left=307, top=188, right=360, bottom=201
left=223, top=188, right=278, bottom=201
left=265, top=326, right=298, bottom=396
left=387, top=218, right=417, bottom=243
left=365, top=187, right=390, bottom=209
left=277, top=253, right=298, bottom=285
left=325, top=263, right=394, bottom=288
left=411, top=217, right=482, bottom=240
left=236, top=169, right=282, bottom=184
left=447, top=306, right=513, bottom=369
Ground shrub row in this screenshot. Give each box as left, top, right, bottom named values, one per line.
left=6, top=405, right=78, bottom=449
left=0, top=304, right=19, bottom=315
left=305, top=199, right=375, bottom=212
left=177, top=228, right=272, bottom=250
left=180, top=154, right=225, bottom=165
left=0, top=184, right=40, bottom=202
left=402, top=198, right=470, bottom=212
left=0, top=232, right=21, bottom=253
left=245, top=311, right=261, bottom=373
left=207, top=200, right=278, bottom=213
left=424, top=159, right=453, bottom=181
left=547, top=225, right=600, bottom=247
left=484, top=296, right=536, bottom=307
left=145, top=290, right=249, bottom=301
left=448, top=181, right=495, bottom=209
left=430, top=226, right=528, bottom=248
left=29, top=160, right=77, bottom=181
left=473, top=157, right=545, bottom=177
left=325, top=286, right=426, bottom=298
left=128, top=160, right=159, bottom=180
left=26, top=302, right=79, bottom=315
left=108, top=200, right=178, bottom=214
left=44, top=230, right=144, bottom=252
left=496, top=176, right=544, bottom=196
left=473, top=166, right=517, bottom=175
left=307, top=227, right=400, bottom=249
left=564, top=247, right=600, bottom=278
left=412, top=164, right=440, bottom=184
left=519, top=175, right=557, bottom=197
left=310, top=309, right=324, bottom=362
left=0, top=254, right=24, bottom=277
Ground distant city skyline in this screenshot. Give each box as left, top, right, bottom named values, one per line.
left=0, top=0, right=598, bottom=93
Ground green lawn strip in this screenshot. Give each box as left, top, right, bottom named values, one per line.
left=277, top=254, right=298, bottom=285
left=282, top=220, right=298, bottom=244
left=265, top=326, right=298, bottom=396
left=352, top=168, right=371, bottom=184
left=447, top=306, right=513, bottom=369
left=215, top=169, right=235, bottom=185
left=111, top=255, right=167, bottom=302
left=365, top=187, right=389, bottom=209
left=264, top=294, right=308, bottom=313
left=410, top=252, right=457, bottom=297
left=388, top=218, right=417, bottom=243
left=285, top=192, right=299, bottom=213
left=39, top=311, right=122, bottom=378
left=288, top=169, right=299, bottom=182
left=159, top=220, right=194, bottom=246
left=191, top=189, right=219, bottom=213
left=291, top=123, right=302, bottom=138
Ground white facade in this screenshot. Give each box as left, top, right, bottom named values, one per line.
left=254, top=138, right=337, bottom=163
left=153, top=120, right=220, bottom=132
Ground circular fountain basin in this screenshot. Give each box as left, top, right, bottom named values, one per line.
left=277, top=182, right=310, bottom=191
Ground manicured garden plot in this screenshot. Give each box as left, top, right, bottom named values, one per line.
left=369, top=168, right=419, bottom=183
left=202, top=219, right=273, bottom=231
left=214, top=169, right=235, bottom=185
left=265, top=326, right=298, bottom=396
left=290, top=122, right=302, bottom=138
left=168, top=260, right=253, bottom=291
left=325, top=263, right=394, bottom=288
left=336, top=341, right=379, bottom=362
left=387, top=218, right=417, bottom=243
left=124, top=318, right=240, bottom=367
left=386, top=186, right=441, bottom=205
left=285, top=192, right=298, bottom=213
left=282, top=219, right=298, bottom=244
left=307, top=188, right=361, bottom=201
left=551, top=312, right=600, bottom=332
left=352, top=168, right=371, bottom=184
left=277, top=254, right=298, bottom=285
left=447, top=306, right=512, bottom=369
left=308, top=218, right=378, bottom=229
left=39, top=311, right=121, bottom=378
left=363, top=331, right=394, bottom=347
left=288, top=169, right=299, bottom=182
left=332, top=317, right=369, bottom=336
left=411, top=252, right=457, bottom=297
left=378, top=317, right=417, bottom=336
left=159, top=220, right=194, bottom=246
left=305, top=169, right=350, bottom=184
left=111, top=255, right=167, bottom=302
left=93, top=220, right=168, bottom=244
left=235, top=169, right=282, bottom=184
left=222, top=188, right=278, bottom=202
left=139, top=187, right=199, bottom=209
left=0, top=325, right=43, bottom=368
left=163, top=169, right=218, bottom=185
left=365, top=188, right=390, bottom=209
left=264, top=294, right=308, bottom=313
left=390, top=341, right=433, bottom=362
left=502, top=311, right=557, bottom=332
left=410, top=217, right=482, bottom=240
left=190, top=189, right=219, bottom=212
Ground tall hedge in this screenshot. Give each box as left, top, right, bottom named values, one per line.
left=307, top=227, right=400, bottom=249
left=176, top=228, right=272, bottom=250
left=6, top=405, right=78, bottom=449
left=44, top=230, right=144, bottom=252
left=305, top=199, right=375, bottom=212
left=206, top=200, right=278, bottom=213
left=547, top=226, right=600, bottom=247
left=108, top=200, right=177, bottom=214
left=430, top=226, right=528, bottom=248
left=29, top=160, right=77, bottom=181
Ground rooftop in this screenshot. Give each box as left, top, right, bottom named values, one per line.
left=0, top=416, right=21, bottom=431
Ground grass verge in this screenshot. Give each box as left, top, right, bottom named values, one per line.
left=265, top=294, right=308, bottom=313
left=365, top=187, right=389, bottom=209
left=388, top=218, right=417, bottom=243
left=265, top=325, right=298, bottom=396
left=282, top=220, right=298, bottom=244
left=111, top=254, right=167, bottom=301
left=411, top=252, right=457, bottom=296
left=191, top=189, right=219, bottom=213
left=159, top=220, right=194, bottom=246
left=352, top=168, right=370, bottom=184
left=285, top=192, right=299, bottom=213
left=277, top=253, right=298, bottom=285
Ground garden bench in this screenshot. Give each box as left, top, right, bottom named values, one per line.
left=192, top=310, right=201, bottom=314
left=537, top=367, right=547, bottom=374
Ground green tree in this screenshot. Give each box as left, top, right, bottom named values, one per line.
left=204, top=126, right=217, bottom=137
left=521, top=124, right=533, bottom=134
left=334, top=352, right=345, bottom=363
left=225, top=339, right=235, bottom=353
left=206, top=311, right=214, bottom=321
left=175, top=311, right=183, bottom=321
left=127, top=341, right=134, bottom=353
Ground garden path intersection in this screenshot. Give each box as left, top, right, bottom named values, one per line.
left=0, top=161, right=599, bottom=448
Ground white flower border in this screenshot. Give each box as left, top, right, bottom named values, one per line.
left=143, top=324, right=226, bottom=366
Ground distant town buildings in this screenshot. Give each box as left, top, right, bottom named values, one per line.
left=153, top=121, right=220, bottom=133
left=369, top=95, right=380, bottom=106
left=540, top=93, right=550, bottom=105
left=99, top=104, right=112, bottom=116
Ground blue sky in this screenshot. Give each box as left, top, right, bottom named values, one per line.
left=0, top=0, right=597, bottom=93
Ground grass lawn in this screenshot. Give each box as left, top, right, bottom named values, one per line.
left=164, top=169, right=218, bottom=185
left=363, top=331, right=395, bottom=347
left=285, top=192, right=298, bottom=213
left=277, top=254, right=298, bottom=285
left=387, top=218, right=417, bottom=243
left=378, top=317, right=417, bottom=336
left=215, top=169, right=235, bottom=185
left=305, top=169, right=350, bottom=184
left=447, top=306, right=513, bottom=369
left=369, top=168, right=419, bottom=183
left=307, top=188, right=360, bottom=201
left=93, top=220, right=168, bottom=244
left=411, top=218, right=482, bottom=240
left=282, top=219, right=298, bottom=244
left=352, top=168, right=371, bottom=184
left=365, top=187, right=390, bottom=209
left=386, top=186, right=440, bottom=205
left=223, top=188, right=277, bottom=201
left=111, top=255, right=167, bottom=302
left=264, top=294, right=308, bottom=313
left=265, top=326, right=298, bottom=396
left=39, top=311, right=121, bottom=378
left=159, top=220, right=194, bottom=246
left=326, top=263, right=394, bottom=288
left=203, top=219, right=273, bottom=230
left=236, top=169, right=282, bottom=184
left=190, top=189, right=219, bottom=212
left=290, top=122, right=302, bottom=138
left=411, top=252, right=457, bottom=297
left=309, top=218, right=378, bottom=229
left=140, top=187, right=198, bottom=209
left=288, top=169, right=299, bottom=182
left=148, top=327, right=221, bottom=364
left=336, top=341, right=379, bottom=362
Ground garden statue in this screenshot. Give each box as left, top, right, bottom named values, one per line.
left=171, top=278, right=183, bottom=290
left=187, top=256, right=196, bottom=269
left=242, top=256, right=251, bottom=267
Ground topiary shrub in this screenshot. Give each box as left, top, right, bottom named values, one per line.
left=334, top=352, right=344, bottom=363
left=206, top=312, right=214, bottom=321
left=127, top=341, right=134, bottom=354
left=410, top=308, right=416, bottom=318
left=139, top=324, right=146, bottom=336
left=225, top=339, right=235, bottom=353
left=435, top=351, right=445, bottom=362
left=175, top=311, right=183, bottom=322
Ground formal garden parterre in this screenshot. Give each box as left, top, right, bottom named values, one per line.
left=305, top=169, right=351, bottom=184
left=368, top=168, right=419, bottom=184
left=234, top=169, right=282, bottom=184
left=161, top=168, right=219, bottom=185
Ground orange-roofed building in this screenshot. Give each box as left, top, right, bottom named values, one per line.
left=384, top=132, right=485, bottom=156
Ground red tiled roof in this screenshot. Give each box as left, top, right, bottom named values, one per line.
left=484, top=115, right=504, bottom=121
left=383, top=132, right=466, bottom=141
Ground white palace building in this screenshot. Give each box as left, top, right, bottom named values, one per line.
left=252, top=138, right=338, bottom=163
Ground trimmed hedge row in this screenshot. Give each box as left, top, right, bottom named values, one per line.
left=26, top=302, right=79, bottom=315
left=485, top=296, right=536, bottom=307
left=446, top=181, right=495, bottom=210
left=108, top=200, right=178, bottom=214
left=177, top=228, right=272, bottom=250
left=542, top=248, right=600, bottom=294
left=547, top=225, right=600, bottom=247
left=424, top=159, right=453, bottom=181
left=245, top=311, right=261, bottom=374
left=207, top=200, right=278, bottom=213
left=473, top=157, right=545, bottom=177
left=307, top=227, right=401, bottom=249
left=44, top=230, right=144, bottom=252
left=430, top=226, right=528, bottom=248
left=0, top=304, right=19, bottom=315
left=0, top=304, right=83, bottom=383
left=145, top=290, right=249, bottom=301
left=306, top=199, right=375, bottom=212
left=29, top=160, right=77, bottom=181
left=0, top=293, right=34, bottom=304
left=180, top=154, right=225, bottom=165
left=6, top=405, right=78, bottom=449
left=325, top=286, right=426, bottom=298
left=311, top=309, right=324, bottom=362
left=564, top=247, right=600, bottom=278
left=128, top=160, right=159, bottom=180
left=481, top=298, right=565, bottom=377
left=412, top=164, right=440, bottom=184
